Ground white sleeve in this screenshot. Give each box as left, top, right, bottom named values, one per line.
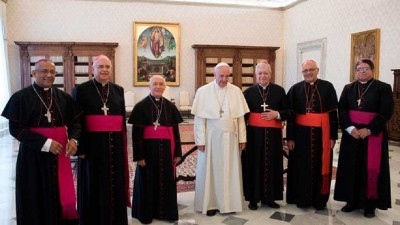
left=41, top=139, right=52, bottom=152
left=194, top=116, right=206, bottom=146
left=238, top=116, right=246, bottom=143
left=345, top=126, right=355, bottom=134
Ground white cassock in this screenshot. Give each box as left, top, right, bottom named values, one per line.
left=191, top=81, right=249, bottom=214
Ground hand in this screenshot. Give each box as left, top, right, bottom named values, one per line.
left=174, top=157, right=181, bottom=164
left=261, top=109, right=277, bottom=120
left=239, top=142, right=246, bottom=151
left=287, top=140, right=295, bottom=151
left=350, top=128, right=361, bottom=139
left=65, top=139, right=77, bottom=157
left=330, top=139, right=336, bottom=149
left=138, top=159, right=146, bottom=167
left=358, top=128, right=371, bottom=139
left=197, top=145, right=205, bottom=152
left=49, top=140, right=63, bottom=155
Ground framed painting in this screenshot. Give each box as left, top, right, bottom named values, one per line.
left=133, top=21, right=180, bottom=86
left=350, top=28, right=380, bottom=82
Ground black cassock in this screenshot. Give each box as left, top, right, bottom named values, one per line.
left=72, top=79, right=128, bottom=225
left=128, top=95, right=183, bottom=224
left=286, top=79, right=338, bottom=208
left=334, top=79, right=393, bottom=210
left=1, top=83, right=80, bottom=225
left=242, top=84, right=289, bottom=204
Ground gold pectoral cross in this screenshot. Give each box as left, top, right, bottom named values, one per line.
left=44, top=110, right=52, bottom=123
left=219, top=108, right=224, bottom=118
left=101, top=103, right=109, bottom=115
left=357, top=99, right=361, bottom=106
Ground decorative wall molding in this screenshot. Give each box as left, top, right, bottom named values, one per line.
left=297, top=38, right=327, bottom=81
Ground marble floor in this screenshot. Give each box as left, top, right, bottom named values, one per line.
left=1, top=133, right=400, bottom=225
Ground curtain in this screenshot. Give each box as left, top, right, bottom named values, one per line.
left=0, top=1, right=10, bottom=136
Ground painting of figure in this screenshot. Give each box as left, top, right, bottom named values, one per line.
left=350, top=29, right=380, bottom=81
left=134, top=22, right=180, bottom=86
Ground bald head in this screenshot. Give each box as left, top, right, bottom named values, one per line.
left=92, top=55, right=112, bottom=83
left=301, top=60, right=319, bottom=83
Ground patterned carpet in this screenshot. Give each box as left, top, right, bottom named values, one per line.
left=76, top=122, right=337, bottom=195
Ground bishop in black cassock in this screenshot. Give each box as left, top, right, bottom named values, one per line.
left=334, top=59, right=393, bottom=218
left=2, top=59, right=80, bottom=225
left=72, top=55, right=129, bottom=225
left=242, top=62, right=289, bottom=210
left=286, top=60, right=338, bottom=210
left=128, top=75, right=183, bottom=224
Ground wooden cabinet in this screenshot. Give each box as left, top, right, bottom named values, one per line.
left=15, top=41, right=118, bottom=94
left=192, top=45, right=279, bottom=90
left=388, top=69, right=400, bottom=141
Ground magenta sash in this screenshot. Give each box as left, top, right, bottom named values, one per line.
left=85, top=115, right=123, bottom=132
left=30, top=127, right=79, bottom=219
left=349, top=110, right=382, bottom=199
left=143, top=126, right=176, bottom=176
left=85, top=115, right=131, bottom=207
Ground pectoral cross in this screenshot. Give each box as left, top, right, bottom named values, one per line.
left=306, top=107, right=312, bottom=113
left=101, top=103, right=109, bottom=115
left=153, top=120, right=160, bottom=130
left=219, top=108, right=224, bottom=118
left=44, top=110, right=52, bottom=123
left=261, top=102, right=268, bottom=112
left=357, top=99, right=361, bottom=107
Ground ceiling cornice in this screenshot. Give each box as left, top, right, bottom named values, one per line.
left=80, top=0, right=307, bottom=10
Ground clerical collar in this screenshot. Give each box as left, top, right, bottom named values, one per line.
left=359, top=78, right=373, bottom=84
left=149, top=94, right=161, bottom=101
left=258, top=83, right=269, bottom=90
left=93, top=78, right=109, bottom=87
left=306, top=79, right=318, bottom=85
left=33, top=82, right=50, bottom=91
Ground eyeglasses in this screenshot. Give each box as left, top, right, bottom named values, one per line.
left=37, top=69, right=57, bottom=75
left=96, top=65, right=111, bottom=69
left=301, top=68, right=318, bottom=74
left=356, top=67, right=371, bottom=72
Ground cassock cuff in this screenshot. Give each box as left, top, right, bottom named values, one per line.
left=41, top=139, right=52, bottom=152
left=346, top=126, right=355, bottom=134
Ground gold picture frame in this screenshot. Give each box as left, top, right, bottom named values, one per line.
left=133, top=21, right=180, bottom=86
left=350, top=28, right=380, bottom=82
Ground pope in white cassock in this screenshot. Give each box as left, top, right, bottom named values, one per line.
left=191, top=62, right=250, bottom=216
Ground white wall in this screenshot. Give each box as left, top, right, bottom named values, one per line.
left=6, top=0, right=284, bottom=105
left=284, top=0, right=400, bottom=95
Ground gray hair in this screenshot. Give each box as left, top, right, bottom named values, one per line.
left=255, top=63, right=272, bottom=74
left=149, top=75, right=166, bottom=84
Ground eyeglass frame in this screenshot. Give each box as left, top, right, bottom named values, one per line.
left=301, top=68, right=319, bottom=74
left=356, top=67, right=371, bottom=73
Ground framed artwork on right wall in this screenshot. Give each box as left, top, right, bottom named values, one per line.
left=350, top=28, right=380, bottom=82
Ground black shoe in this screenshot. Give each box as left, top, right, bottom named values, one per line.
left=364, top=208, right=375, bottom=218
left=341, top=204, right=356, bottom=213
left=206, top=209, right=217, bottom=217
left=248, top=202, right=258, bottom=210
left=266, top=201, right=280, bottom=209
left=139, top=219, right=152, bottom=224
